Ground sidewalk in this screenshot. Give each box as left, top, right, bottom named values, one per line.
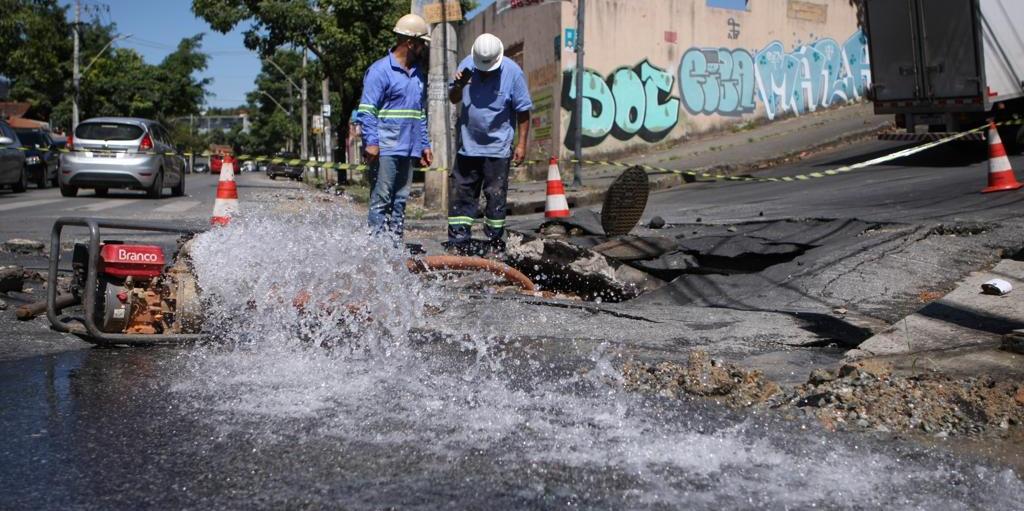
left=504, top=102, right=891, bottom=215
left=847, top=258, right=1024, bottom=380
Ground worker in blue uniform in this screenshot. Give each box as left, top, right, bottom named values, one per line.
left=447, top=33, right=532, bottom=255
left=357, top=13, right=433, bottom=241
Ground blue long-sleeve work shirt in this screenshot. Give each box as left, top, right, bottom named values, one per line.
left=357, top=51, right=431, bottom=157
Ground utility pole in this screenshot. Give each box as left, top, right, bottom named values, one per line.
left=72, top=0, right=81, bottom=130
left=301, top=49, right=309, bottom=161
left=287, top=74, right=295, bottom=153
left=572, top=0, right=586, bottom=187
left=321, top=78, right=332, bottom=183
left=413, top=0, right=456, bottom=211
left=189, top=114, right=194, bottom=173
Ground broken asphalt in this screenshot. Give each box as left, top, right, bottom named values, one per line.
left=400, top=102, right=1024, bottom=390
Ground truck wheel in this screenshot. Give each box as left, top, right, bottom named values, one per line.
left=147, top=170, right=164, bottom=199
left=998, top=125, right=1023, bottom=155
left=1013, top=125, right=1024, bottom=155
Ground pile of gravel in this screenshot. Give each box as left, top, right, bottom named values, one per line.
left=771, top=362, right=1024, bottom=437
left=622, top=352, right=1024, bottom=438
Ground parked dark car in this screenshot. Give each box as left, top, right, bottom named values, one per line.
left=0, top=120, right=27, bottom=193
left=267, top=152, right=303, bottom=181
left=14, top=127, right=60, bottom=188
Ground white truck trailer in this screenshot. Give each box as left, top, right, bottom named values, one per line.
left=865, top=0, right=1024, bottom=148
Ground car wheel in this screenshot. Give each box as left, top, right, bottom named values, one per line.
left=171, top=170, right=186, bottom=197
left=59, top=181, right=78, bottom=197
left=95, top=188, right=109, bottom=197
left=36, top=167, right=51, bottom=189
left=147, top=170, right=164, bottom=199
left=12, top=167, right=28, bottom=193
left=268, top=174, right=276, bottom=180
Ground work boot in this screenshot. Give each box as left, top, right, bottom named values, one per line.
left=485, top=238, right=506, bottom=259
left=443, top=242, right=470, bottom=256
left=405, top=242, right=426, bottom=256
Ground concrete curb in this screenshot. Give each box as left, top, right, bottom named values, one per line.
left=847, top=259, right=1024, bottom=360
left=507, top=122, right=891, bottom=216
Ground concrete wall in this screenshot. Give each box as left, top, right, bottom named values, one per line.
left=460, top=0, right=869, bottom=167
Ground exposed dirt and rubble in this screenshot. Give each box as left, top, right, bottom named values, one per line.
left=623, top=351, right=1024, bottom=440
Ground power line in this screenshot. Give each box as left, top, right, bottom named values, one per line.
left=123, top=38, right=255, bottom=56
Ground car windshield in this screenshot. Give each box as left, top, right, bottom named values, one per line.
left=14, top=130, right=48, bottom=146
left=75, top=122, right=144, bottom=141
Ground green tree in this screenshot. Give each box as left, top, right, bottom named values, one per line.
left=1, top=1, right=210, bottom=132
left=241, top=48, right=310, bottom=155
left=156, top=34, right=213, bottom=118
left=0, top=0, right=73, bottom=120
left=191, top=0, right=407, bottom=137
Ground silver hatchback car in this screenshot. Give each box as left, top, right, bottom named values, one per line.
left=60, top=117, right=185, bottom=198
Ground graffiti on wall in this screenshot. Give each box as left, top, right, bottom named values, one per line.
left=561, top=59, right=680, bottom=148
left=679, top=30, right=870, bottom=119
left=559, top=30, right=871, bottom=149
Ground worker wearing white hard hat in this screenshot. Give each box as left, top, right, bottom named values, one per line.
left=446, top=33, right=533, bottom=255
left=355, top=13, right=433, bottom=241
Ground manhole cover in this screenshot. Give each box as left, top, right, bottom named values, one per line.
left=601, top=166, right=649, bottom=236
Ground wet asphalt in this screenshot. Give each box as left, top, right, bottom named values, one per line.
left=2, top=142, right=1024, bottom=508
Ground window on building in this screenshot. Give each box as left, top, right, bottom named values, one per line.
left=707, top=0, right=749, bottom=10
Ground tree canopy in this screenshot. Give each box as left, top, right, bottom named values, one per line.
left=191, top=0, right=407, bottom=132
left=0, top=0, right=211, bottom=131
left=1, top=0, right=75, bottom=120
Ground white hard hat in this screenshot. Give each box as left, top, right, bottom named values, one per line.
left=472, top=33, right=503, bottom=72
left=394, top=14, right=431, bottom=43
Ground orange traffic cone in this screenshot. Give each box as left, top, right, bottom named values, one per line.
left=982, top=121, right=1023, bottom=193
left=211, top=160, right=239, bottom=225
left=545, top=157, right=570, bottom=218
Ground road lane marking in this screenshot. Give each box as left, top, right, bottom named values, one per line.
left=152, top=200, right=202, bottom=214
left=69, top=199, right=143, bottom=212
left=0, top=198, right=65, bottom=212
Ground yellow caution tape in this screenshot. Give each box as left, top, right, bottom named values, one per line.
left=15, top=119, right=1020, bottom=179
left=570, top=120, right=1016, bottom=184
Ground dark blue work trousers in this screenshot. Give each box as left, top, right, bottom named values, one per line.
left=447, top=154, right=509, bottom=246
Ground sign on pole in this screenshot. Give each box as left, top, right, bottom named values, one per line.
left=422, top=1, right=462, bottom=23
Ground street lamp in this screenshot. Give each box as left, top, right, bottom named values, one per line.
left=73, top=33, right=132, bottom=130
left=260, top=90, right=298, bottom=152
left=260, top=90, right=290, bottom=115
left=263, top=58, right=303, bottom=96
left=263, top=57, right=308, bottom=160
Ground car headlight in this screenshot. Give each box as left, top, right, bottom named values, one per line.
left=26, top=156, right=41, bottom=165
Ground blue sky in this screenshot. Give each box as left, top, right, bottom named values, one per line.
left=62, top=0, right=260, bottom=108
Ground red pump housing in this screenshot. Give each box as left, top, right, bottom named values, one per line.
left=99, top=244, right=166, bottom=279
